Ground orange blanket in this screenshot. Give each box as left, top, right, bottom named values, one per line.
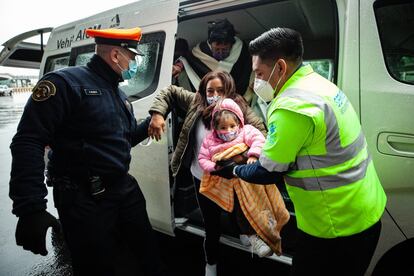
left=200, top=143, right=290, bottom=255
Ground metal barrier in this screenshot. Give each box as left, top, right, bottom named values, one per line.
left=11, top=87, right=32, bottom=93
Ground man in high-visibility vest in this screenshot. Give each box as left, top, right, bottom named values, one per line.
left=212, top=27, right=386, bottom=275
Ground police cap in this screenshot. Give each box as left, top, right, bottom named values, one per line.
left=86, top=27, right=143, bottom=55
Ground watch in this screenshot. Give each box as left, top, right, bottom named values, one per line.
left=232, top=165, right=239, bottom=177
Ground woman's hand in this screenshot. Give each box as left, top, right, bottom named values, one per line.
left=148, top=113, right=166, bottom=141
left=247, top=156, right=258, bottom=164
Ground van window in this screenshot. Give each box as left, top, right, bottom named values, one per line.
left=44, top=54, right=70, bottom=74
left=71, top=31, right=165, bottom=99
left=75, top=52, right=94, bottom=66
left=374, top=0, right=414, bottom=85
left=303, top=59, right=334, bottom=81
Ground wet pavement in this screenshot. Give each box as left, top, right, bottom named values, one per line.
left=0, top=92, right=291, bottom=275
left=0, top=92, right=72, bottom=275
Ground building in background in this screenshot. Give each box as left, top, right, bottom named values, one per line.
left=0, top=72, right=37, bottom=93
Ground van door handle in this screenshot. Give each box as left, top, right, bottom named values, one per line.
left=377, top=132, right=414, bottom=158
left=137, top=118, right=153, bottom=147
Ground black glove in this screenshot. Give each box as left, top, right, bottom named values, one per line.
left=211, top=162, right=236, bottom=179
left=16, top=210, right=60, bottom=256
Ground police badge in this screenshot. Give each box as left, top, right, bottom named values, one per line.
left=32, top=80, right=56, bottom=101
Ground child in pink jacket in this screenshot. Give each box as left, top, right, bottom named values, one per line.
left=198, top=98, right=272, bottom=257
left=198, top=98, right=265, bottom=171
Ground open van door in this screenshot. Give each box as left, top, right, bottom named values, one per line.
left=125, top=0, right=179, bottom=236
left=0, top=28, right=52, bottom=69
left=40, top=0, right=179, bottom=235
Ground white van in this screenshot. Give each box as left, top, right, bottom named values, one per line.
left=1, top=0, right=413, bottom=273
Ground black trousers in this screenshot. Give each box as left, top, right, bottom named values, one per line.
left=53, top=174, right=165, bottom=276
left=290, top=220, right=382, bottom=276
left=193, top=177, right=254, bottom=265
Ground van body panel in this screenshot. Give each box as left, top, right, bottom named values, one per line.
left=129, top=19, right=179, bottom=235
left=336, top=0, right=360, bottom=116
left=360, top=0, right=414, bottom=238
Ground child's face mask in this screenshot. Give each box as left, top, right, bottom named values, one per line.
left=217, top=127, right=239, bottom=142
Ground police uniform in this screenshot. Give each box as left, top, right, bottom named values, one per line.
left=9, top=28, right=165, bottom=275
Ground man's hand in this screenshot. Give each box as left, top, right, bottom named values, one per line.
left=211, top=163, right=237, bottom=179
left=172, top=61, right=184, bottom=79
left=16, top=210, right=60, bottom=256
left=148, top=113, right=166, bottom=141
left=247, top=156, right=258, bottom=164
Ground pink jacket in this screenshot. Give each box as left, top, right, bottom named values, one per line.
left=198, top=98, right=265, bottom=172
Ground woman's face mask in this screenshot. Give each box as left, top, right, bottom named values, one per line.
left=253, top=61, right=283, bottom=103
left=117, top=51, right=138, bottom=80
left=206, top=95, right=221, bottom=105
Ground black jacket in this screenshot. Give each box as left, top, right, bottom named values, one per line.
left=9, top=55, right=149, bottom=216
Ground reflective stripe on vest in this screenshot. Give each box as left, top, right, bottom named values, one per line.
left=285, top=155, right=371, bottom=191
left=282, top=89, right=366, bottom=169
left=275, top=88, right=368, bottom=190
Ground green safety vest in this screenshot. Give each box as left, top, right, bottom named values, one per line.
left=264, top=65, right=386, bottom=238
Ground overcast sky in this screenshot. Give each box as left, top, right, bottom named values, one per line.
left=0, top=0, right=137, bottom=76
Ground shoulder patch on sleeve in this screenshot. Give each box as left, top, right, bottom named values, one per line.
left=267, top=122, right=277, bottom=145
left=32, top=80, right=56, bottom=101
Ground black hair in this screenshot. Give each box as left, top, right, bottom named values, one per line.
left=213, top=110, right=240, bottom=130
left=248, top=27, right=303, bottom=65
left=208, top=19, right=236, bottom=44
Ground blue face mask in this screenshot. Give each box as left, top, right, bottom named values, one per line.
left=118, top=52, right=138, bottom=80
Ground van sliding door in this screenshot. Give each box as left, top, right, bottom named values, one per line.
left=122, top=0, right=179, bottom=235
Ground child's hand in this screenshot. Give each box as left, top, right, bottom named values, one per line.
left=247, top=156, right=258, bottom=164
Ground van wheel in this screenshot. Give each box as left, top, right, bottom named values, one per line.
left=372, top=238, right=414, bottom=275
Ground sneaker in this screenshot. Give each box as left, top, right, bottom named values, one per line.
left=240, top=234, right=251, bottom=246
left=249, top=235, right=272, bottom=257
left=205, top=263, right=217, bottom=276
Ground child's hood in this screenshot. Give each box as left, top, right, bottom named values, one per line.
left=212, top=98, right=245, bottom=129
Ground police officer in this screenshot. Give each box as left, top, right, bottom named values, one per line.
left=9, top=27, right=165, bottom=276
left=212, top=28, right=387, bottom=275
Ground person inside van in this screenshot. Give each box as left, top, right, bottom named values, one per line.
left=148, top=71, right=266, bottom=276
left=173, top=19, right=268, bottom=121
left=198, top=98, right=290, bottom=258
left=172, top=19, right=252, bottom=98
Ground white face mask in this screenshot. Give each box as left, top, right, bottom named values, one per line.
left=253, top=61, right=283, bottom=103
